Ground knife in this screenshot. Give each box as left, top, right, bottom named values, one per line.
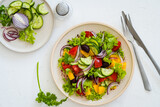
left=122, top=11, right=160, bottom=75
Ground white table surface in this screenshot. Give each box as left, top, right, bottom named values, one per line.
left=0, top=0, right=160, bottom=107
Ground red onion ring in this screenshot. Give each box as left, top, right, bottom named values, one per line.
left=118, top=53, right=124, bottom=63
left=76, top=78, right=83, bottom=88
left=73, top=46, right=80, bottom=62
left=75, top=72, right=84, bottom=77
left=2, top=27, right=19, bottom=41
left=91, top=31, right=97, bottom=37
left=81, top=77, right=87, bottom=95
left=107, top=82, right=119, bottom=95
left=60, top=45, right=73, bottom=56
left=102, top=32, right=104, bottom=42
left=97, top=50, right=105, bottom=57
left=97, top=51, right=107, bottom=58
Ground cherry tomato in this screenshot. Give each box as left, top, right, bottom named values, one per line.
left=94, top=57, right=102, bottom=68
left=99, top=77, right=108, bottom=82
left=109, top=72, right=118, bottom=82
left=85, top=31, right=94, bottom=38
left=62, top=62, right=71, bottom=70
left=69, top=46, right=78, bottom=57
left=76, top=90, right=84, bottom=96
left=72, top=65, right=82, bottom=74
left=112, top=41, right=121, bottom=52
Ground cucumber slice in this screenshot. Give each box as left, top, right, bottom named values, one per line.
left=105, top=80, right=112, bottom=86
left=101, top=68, right=114, bottom=76
left=8, top=7, right=19, bottom=15
left=78, top=60, right=85, bottom=65
left=98, top=73, right=105, bottom=78
left=25, top=0, right=33, bottom=4
left=70, top=62, right=78, bottom=65
left=30, top=2, right=35, bottom=7
left=24, top=9, right=33, bottom=21
left=22, top=2, right=30, bottom=9
left=37, top=3, right=49, bottom=15
left=80, top=56, right=92, bottom=65
left=90, top=38, right=99, bottom=46
left=31, top=7, right=37, bottom=14
left=32, top=15, right=43, bottom=29
left=78, top=64, right=87, bottom=70
left=9, top=1, right=23, bottom=9
left=18, top=8, right=25, bottom=13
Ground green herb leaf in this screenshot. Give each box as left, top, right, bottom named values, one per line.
left=36, top=62, right=68, bottom=106
left=64, top=53, right=74, bottom=64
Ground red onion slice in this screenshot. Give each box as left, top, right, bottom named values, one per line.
left=12, top=13, right=29, bottom=29
left=94, top=77, right=99, bottom=84
left=97, top=50, right=105, bottom=57
left=107, top=82, right=119, bottom=95
left=60, top=45, right=73, bottom=56
left=2, top=27, right=19, bottom=41
left=76, top=78, right=83, bottom=88
left=91, top=31, right=97, bottom=37
left=75, top=72, right=84, bottom=77
left=82, top=59, right=95, bottom=72
left=102, top=32, right=104, bottom=42
left=81, top=77, right=87, bottom=95
left=109, top=57, right=118, bottom=60
left=118, top=53, right=124, bottom=63
left=74, top=46, right=80, bottom=62
left=97, top=51, right=107, bottom=59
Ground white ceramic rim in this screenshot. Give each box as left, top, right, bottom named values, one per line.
left=0, top=0, right=54, bottom=53
left=50, top=22, right=134, bottom=106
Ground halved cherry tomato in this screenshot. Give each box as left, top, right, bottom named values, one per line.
left=69, top=46, right=78, bottom=57
left=62, top=62, right=71, bottom=70
left=85, top=31, right=94, bottom=38
left=112, top=41, right=121, bottom=52
left=109, top=72, right=118, bottom=82
left=72, top=65, right=82, bottom=74
left=76, top=90, right=84, bottom=96
left=94, top=57, right=102, bottom=68
left=99, top=77, right=108, bottom=82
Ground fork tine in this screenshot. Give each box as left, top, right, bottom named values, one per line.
left=121, top=16, right=125, bottom=35
left=128, top=14, right=132, bottom=25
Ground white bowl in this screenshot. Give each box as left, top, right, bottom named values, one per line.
left=50, top=22, right=134, bottom=106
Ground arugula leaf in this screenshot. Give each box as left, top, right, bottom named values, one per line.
left=0, top=5, right=12, bottom=26
left=36, top=62, right=68, bottom=106
left=64, top=53, right=74, bottom=64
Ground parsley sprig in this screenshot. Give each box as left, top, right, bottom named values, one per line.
left=0, top=5, right=12, bottom=26
left=36, top=62, right=68, bottom=106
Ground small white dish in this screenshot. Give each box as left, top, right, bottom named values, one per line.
left=0, top=0, right=54, bottom=53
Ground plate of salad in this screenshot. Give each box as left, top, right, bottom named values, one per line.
left=51, top=22, right=134, bottom=105
left=0, top=0, right=54, bottom=52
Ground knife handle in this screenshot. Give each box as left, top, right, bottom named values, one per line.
left=141, top=46, right=160, bottom=75
left=131, top=42, right=151, bottom=91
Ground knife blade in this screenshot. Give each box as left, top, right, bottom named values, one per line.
left=122, top=11, right=160, bottom=75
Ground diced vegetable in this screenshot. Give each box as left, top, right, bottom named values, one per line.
left=85, top=31, right=94, bottom=38
left=62, top=62, right=71, bottom=70
left=109, top=72, right=118, bottom=82
left=112, top=41, right=121, bottom=52
left=85, top=89, right=91, bottom=96
left=68, top=71, right=74, bottom=80
left=94, top=57, right=102, bottom=68
left=99, top=77, right=108, bottom=83
left=72, top=65, right=82, bottom=74
left=98, top=86, right=105, bottom=94
left=32, top=15, right=43, bottom=29
left=69, top=46, right=78, bottom=57
left=93, top=84, right=99, bottom=93
left=80, top=50, right=90, bottom=57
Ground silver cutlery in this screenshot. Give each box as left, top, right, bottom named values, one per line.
left=121, top=14, right=151, bottom=91
left=122, top=11, right=160, bottom=75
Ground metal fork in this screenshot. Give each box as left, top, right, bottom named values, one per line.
left=121, top=15, right=151, bottom=91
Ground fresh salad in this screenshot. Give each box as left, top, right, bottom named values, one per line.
left=0, top=0, right=48, bottom=44
left=58, top=31, right=127, bottom=101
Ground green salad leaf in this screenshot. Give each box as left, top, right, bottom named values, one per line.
left=19, top=25, right=36, bottom=44
left=36, top=62, right=68, bottom=106
left=86, top=89, right=103, bottom=101
left=0, top=5, right=12, bottom=26
left=63, top=78, right=76, bottom=95
left=113, top=63, right=126, bottom=82
left=64, top=53, right=74, bottom=64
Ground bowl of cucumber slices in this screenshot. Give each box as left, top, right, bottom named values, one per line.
left=51, top=22, right=134, bottom=106
left=0, top=0, right=54, bottom=52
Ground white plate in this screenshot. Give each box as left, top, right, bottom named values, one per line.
left=50, top=22, right=134, bottom=106
left=0, top=0, right=54, bottom=53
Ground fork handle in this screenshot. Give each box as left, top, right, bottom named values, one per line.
left=131, top=42, right=151, bottom=91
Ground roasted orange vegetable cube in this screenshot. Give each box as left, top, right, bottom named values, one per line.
left=93, top=84, right=99, bottom=93
left=80, top=50, right=90, bottom=57
left=122, top=62, right=126, bottom=70
left=85, top=89, right=91, bottom=96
